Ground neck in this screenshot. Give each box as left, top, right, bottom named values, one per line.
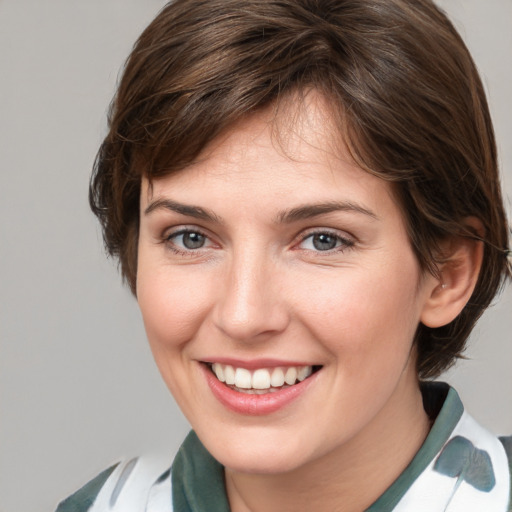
left=225, top=374, right=430, bottom=512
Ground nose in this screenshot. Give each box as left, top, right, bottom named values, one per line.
left=212, top=247, right=290, bottom=343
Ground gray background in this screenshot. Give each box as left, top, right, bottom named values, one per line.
left=0, top=1, right=510, bottom=511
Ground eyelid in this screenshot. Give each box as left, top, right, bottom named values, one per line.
left=294, top=228, right=356, bottom=252
left=162, top=225, right=218, bottom=254
left=164, top=226, right=208, bottom=240
left=160, top=225, right=355, bottom=254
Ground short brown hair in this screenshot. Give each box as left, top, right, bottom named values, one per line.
left=90, top=0, right=511, bottom=378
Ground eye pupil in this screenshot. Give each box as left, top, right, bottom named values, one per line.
left=183, top=232, right=205, bottom=249
left=312, top=233, right=337, bottom=251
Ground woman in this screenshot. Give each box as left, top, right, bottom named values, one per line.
left=57, top=0, right=511, bottom=510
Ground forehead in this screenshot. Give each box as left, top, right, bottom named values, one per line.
left=141, top=91, right=399, bottom=223
left=143, top=90, right=338, bottom=177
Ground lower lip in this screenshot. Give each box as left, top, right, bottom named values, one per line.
left=202, top=365, right=318, bottom=416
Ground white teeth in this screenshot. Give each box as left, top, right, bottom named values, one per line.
left=297, top=366, right=312, bottom=381
left=210, top=363, right=315, bottom=391
left=224, top=365, right=235, bottom=385
left=270, top=367, right=285, bottom=387
left=284, top=367, right=298, bottom=385
left=234, top=368, right=252, bottom=389
left=212, top=363, right=225, bottom=382
left=252, top=369, right=271, bottom=389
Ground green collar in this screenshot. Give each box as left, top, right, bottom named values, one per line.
left=171, top=431, right=230, bottom=512
left=171, top=382, right=464, bottom=512
left=367, top=382, right=463, bottom=510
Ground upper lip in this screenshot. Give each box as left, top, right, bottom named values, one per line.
left=200, top=358, right=319, bottom=370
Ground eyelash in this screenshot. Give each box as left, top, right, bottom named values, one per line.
left=295, top=230, right=355, bottom=254
left=163, top=227, right=355, bottom=257
left=163, top=228, right=213, bottom=257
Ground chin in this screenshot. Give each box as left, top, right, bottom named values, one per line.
left=198, top=427, right=318, bottom=475
left=219, top=450, right=308, bottom=475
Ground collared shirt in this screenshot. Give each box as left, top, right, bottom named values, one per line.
left=56, top=383, right=512, bottom=512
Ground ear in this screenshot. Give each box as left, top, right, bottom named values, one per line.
left=420, top=218, right=484, bottom=328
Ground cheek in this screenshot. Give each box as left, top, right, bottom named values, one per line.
left=136, top=263, right=215, bottom=407
left=136, top=262, right=212, bottom=351
left=293, top=262, right=422, bottom=365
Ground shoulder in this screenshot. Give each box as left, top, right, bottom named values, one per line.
left=499, top=437, right=512, bottom=481
left=55, top=464, right=119, bottom=512
left=55, top=453, right=174, bottom=512
left=499, top=437, right=512, bottom=512
left=499, top=436, right=512, bottom=483
left=500, top=436, right=512, bottom=457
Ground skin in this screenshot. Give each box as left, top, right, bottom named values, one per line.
left=136, top=92, right=452, bottom=511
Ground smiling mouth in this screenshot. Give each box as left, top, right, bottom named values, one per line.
left=206, top=363, right=322, bottom=395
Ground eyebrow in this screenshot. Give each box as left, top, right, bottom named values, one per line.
left=144, top=199, right=223, bottom=223
left=276, top=201, right=378, bottom=223
left=144, top=198, right=378, bottom=224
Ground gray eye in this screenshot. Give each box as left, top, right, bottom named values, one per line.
left=182, top=232, right=206, bottom=249
left=311, top=233, right=338, bottom=251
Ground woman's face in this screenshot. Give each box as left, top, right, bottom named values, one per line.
left=137, top=93, right=438, bottom=474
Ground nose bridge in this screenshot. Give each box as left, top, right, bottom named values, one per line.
left=213, top=242, right=288, bottom=342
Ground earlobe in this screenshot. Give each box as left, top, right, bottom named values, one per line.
left=420, top=220, right=484, bottom=328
